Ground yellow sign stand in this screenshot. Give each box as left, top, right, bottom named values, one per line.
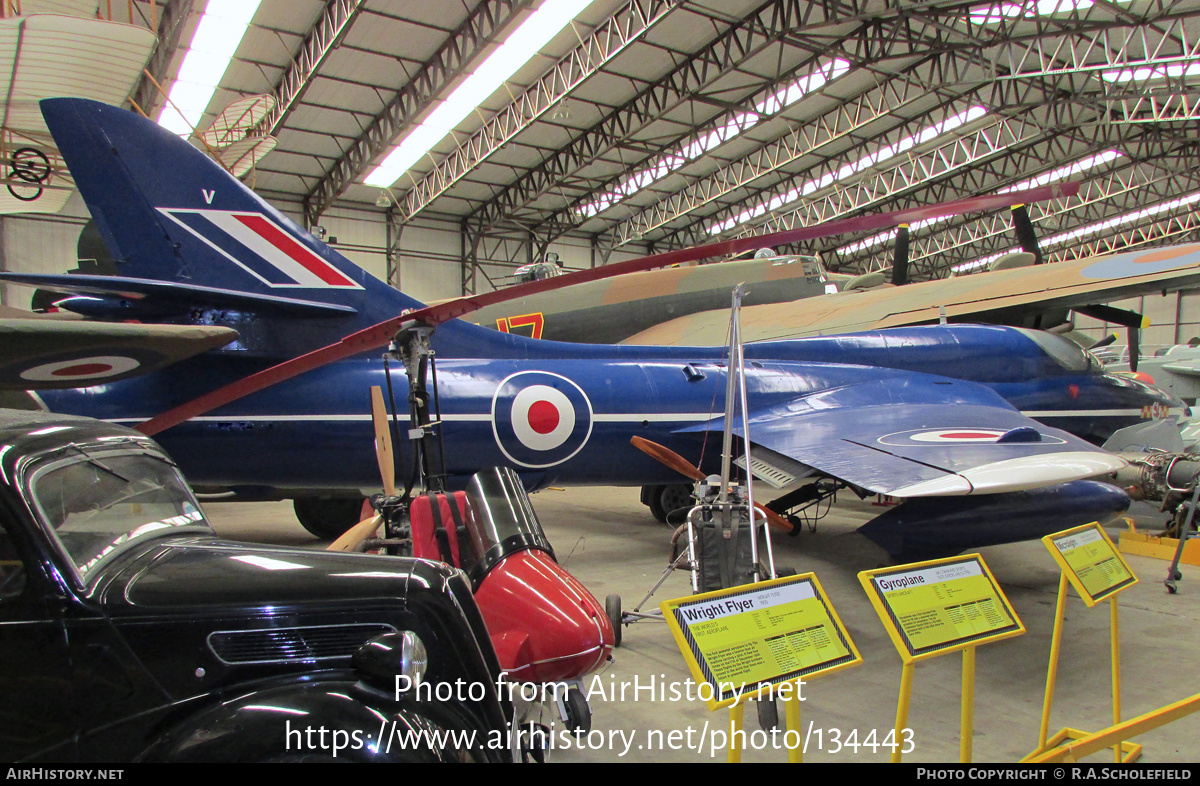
left=661, top=572, right=862, bottom=762
left=858, top=554, right=1025, bottom=763
left=1025, top=523, right=1141, bottom=763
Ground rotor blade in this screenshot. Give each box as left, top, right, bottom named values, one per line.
left=1010, top=203, right=1043, bottom=265
left=1129, top=326, right=1141, bottom=373
left=891, top=224, right=910, bottom=286
left=416, top=182, right=1078, bottom=328
left=135, top=182, right=1079, bottom=437
left=371, top=385, right=396, bottom=497
left=630, top=436, right=794, bottom=534
left=328, top=514, right=382, bottom=552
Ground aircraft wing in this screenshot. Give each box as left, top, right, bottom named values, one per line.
left=679, top=376, right=1125, bottom=497
left=467, top=255, right=828, bottom=342
left=624, top=244, right=1200, bottom=345
left=0, top=317, right=237, bottom=389
left=1160, top=359, right=1200, bottom=378
left=0, top=15, right=156, bottom=214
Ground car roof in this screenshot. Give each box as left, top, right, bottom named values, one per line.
left=0, top=410, right=161, bottom=478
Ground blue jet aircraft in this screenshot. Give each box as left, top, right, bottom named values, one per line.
left=8, top=98, right=1181, bottom=559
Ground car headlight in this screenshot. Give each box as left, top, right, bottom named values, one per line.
left=354, top=631, right=428, bottom=692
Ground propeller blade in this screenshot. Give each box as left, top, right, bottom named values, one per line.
left=135, top=182, right=1080, bottom=437
left=1010, top=203, right=1043, bottom=265
left=1091, top=333, right=1118, bottom=349
left=1075, top=304, right=1143, bottom=329
left=1076, top=305, right=1146, bottom=372
left=326, top=387, right=395, bottom=552
left=370, top=385, right=396, bottom=497
left=631, top=435, right=705, bottom=481
left=630, top=436, right=794, bottom=534
left=891, top=224, right=910, bottom=286
left=328, top=514, right=382, bottom=552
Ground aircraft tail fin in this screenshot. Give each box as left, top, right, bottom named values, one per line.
left=39, top=98, right=421, bottom=333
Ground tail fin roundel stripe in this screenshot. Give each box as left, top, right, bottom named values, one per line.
left=232, top=213, right=360, bottom=288
left=159, top=208, right=361, bottom=289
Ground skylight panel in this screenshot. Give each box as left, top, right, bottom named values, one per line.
left=848, top=152, right=1120, bottom=259
left=968, top=1, right=1094, bottom=25
left=577, top=59, right=850, bottom=219
left=1040, top=191, right=1200, bottom=247
left=952, top=189, right=1200, bottom=273
left=709, top=106, right=988, bottom=235
left=365, top=0, right=598, bottom=188
left=1101, top=61, right=1200, bottom=83
left=1000, top=150, right=1123, bottom=193
left=157, top=0, right=262, bottom=137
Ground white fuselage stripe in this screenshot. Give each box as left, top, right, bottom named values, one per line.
left=105, top=413, right=718, bottom=424
left=1019, top=408, right=1188, bottom=418
left=102, top=409, right=1175, bottom=426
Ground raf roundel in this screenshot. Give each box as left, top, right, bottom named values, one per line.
left=878, top=428, right=1067, bottom=447
left=492, top=372, right=593, bottom=468
left=19, top=355, right=141, bottom=382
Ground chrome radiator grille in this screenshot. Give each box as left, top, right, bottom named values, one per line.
left=207, top=623, right=397, bottom=665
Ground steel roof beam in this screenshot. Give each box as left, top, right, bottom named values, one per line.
left=396, top=0, right=675, bottom=224
left=464, top=0, right=907, bottom=235
left=600, top=7, right=1197, bottom=250
left=302, top=0, right=534, bottom=226
left=857, top=160, right=1189, bottom=276
left=256, top=0, right=366, bottom=137
left=129, top=0, right=196, bottom=118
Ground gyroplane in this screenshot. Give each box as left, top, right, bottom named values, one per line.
left=328, top=384, right=613, bottom=736
left=8, top=98, right=1179, bottom=564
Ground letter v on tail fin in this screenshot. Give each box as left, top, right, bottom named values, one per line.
left=39, top=98, right=422, bottom=333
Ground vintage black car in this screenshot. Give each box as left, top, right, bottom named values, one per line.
left=0, top=409, right=513, bottom=762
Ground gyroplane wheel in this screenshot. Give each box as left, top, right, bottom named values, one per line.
left=293, top=497, right=366, bottom=539
left=563, top=685, right=592, bottom=736
left=606, top=593, right=622, bottom=648
left=647, top=483, right=693, bottom=523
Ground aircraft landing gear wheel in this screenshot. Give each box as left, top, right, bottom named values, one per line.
left=563, top=685, right=591, bottom=736
left=293, top=497, right=366, bottom=539
left=757, top=697, right=779, bottom=731
left=606, top=593, right=622, bottom=648
left=648, top=483, right=692, bottom=523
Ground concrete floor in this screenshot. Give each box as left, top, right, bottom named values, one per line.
left=203, top=488, right=1200, bottom=764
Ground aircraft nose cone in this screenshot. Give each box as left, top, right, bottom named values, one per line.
left=474, top=550, right=613, bottom=684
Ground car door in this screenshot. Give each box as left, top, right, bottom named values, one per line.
left=0, top=501, right=78, bottom=761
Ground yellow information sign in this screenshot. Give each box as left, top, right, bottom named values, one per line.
left=1043, top=524, right=1137, bottom=606
left=661, top=573, right=861, bottom=710
left=859, top=554, right=1024, bottom=663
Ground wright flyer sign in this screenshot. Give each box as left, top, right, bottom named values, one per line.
left=661, top=573, right=861, bottom=710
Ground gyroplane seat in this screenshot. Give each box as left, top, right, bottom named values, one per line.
left=409, top=491, right=471, bottom=568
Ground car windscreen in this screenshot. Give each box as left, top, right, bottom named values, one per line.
left=29, top=449, right=211, bottom=581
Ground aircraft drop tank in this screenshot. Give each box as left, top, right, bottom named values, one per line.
left=858, top=480, right=1130, bottom=562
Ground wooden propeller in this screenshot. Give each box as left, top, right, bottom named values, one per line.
left=328, top=386, right=393, bottom=551
left=134, top=182, right=1079, bottom=438
left=629, top=436, right=795, bottom=534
